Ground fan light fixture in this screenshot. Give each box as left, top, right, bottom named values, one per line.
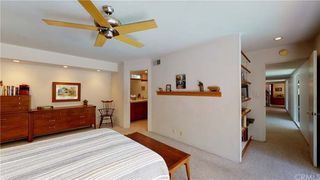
left=13, top=60, right=20, bottom=63
left=279, top=49, right=288, bottom=56
left=274, top=36, right=283, bottom=41
left=42, top=0, right=157, bottom=48
left=63, top=65, right=68, bottom=68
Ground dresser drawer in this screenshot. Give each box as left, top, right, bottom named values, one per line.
left=0, top=96, right=30, bottom=113
left=32, top=111, right=68, bottom=135
left=0, top=113, right=29, bottom=142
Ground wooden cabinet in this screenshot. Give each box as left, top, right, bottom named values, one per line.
left=130, top=101, right=148, bottom=122
left=0, top=96, right=31, bottom=143
left=29, top=105, right=96, bottom=140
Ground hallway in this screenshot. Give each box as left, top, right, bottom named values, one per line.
left=245, top=107, right=319, bottom=179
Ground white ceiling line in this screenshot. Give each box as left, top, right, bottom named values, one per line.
left=0, top=43, right=118, bottom=72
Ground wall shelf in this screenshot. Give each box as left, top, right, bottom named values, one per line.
left=156, top=91, right=222, bottom=97
left=241, top=108, right=251, bottom=117
left=241, top=65, right=251, bottom=73
left=242, top=97, right=251, bottom=103
left=241, top=80, right=251, bottom=86
left=242, top=136, right=252, bottom=157
left=241, top=51, right=251, bottom=63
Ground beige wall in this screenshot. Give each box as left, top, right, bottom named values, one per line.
left=130, top=80, right=148, bottom=98
left=1, top=60, right=112, bottom=125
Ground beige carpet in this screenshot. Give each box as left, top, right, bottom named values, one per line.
left=2, top=111, right=319, bottom=179
left=114, top=108, right=320, bottom=179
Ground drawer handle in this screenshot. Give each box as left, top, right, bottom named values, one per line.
left=49, top=126, right=56, bottom=129
left=80, top=116, right=85, bottom=118
left=49, top=120, right=56, bottom=122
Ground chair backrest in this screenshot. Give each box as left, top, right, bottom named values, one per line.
left=98, top=108, right=115, bottom=116
left=101, top=100, right=113, bottom=109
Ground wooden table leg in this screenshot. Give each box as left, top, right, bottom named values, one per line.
left=185, top=159, right=191, bottom=180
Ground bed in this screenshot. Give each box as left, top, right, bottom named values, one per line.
left=0, top=129, right=169, bottom=180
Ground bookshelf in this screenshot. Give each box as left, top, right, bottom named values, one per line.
left=241, top=51, right=253, bottom=157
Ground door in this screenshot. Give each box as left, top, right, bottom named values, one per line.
left=308, top=50, right=318, bottom=167
left=298, top=80, right=301, bottom=126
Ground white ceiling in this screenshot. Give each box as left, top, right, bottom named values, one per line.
left=1, top=1, right=320, bottom=62
left=265, top=59, right=306, bottom=80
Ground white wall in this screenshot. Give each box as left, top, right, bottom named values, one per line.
left=1, top=60, right=112, bottom=125
left=288, top=60, right=309, bottom=143
left=151, top=34, right=242, bottom=162
left=111, top=62, right=124, bottom=127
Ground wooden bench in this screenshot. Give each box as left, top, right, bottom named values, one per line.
left=127, top=132, right=191, bottom=180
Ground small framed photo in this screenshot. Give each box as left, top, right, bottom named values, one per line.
left=52, top=82, right=81, bottom=102
left=176, top=74, right=186, bottom=89
left=166, top=84, right=172, bottom=92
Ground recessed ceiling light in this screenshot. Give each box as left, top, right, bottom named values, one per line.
left=274, top=36, right=283, bottom=41
left=63, top=65, right=68, bottom=68
left=97, top=69, right=101, bottom=72
left=279, top=49, right=288, bottom=56
left=13, top=60, right=20, bottom=63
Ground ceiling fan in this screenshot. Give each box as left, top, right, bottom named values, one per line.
left=43, top=0, right=157, bottom=48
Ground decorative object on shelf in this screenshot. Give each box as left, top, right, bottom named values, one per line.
left=15, top=87, right=19, bottom=96
left=157, top=91, right=222, bottom=97
left=176, top=74, right=186, bottom=89
left=83, top=99, right=88, bottom=106
left=158, top=87, right=163, bottom=92
left=0, top=81, right=3, bottom=96
left=36, top=106, right=54, bottom=110
left=207, top=86, right=220, bottom=92
left=241, top=71, right=245, bottom=80
left=198, top=81, right=204, bottom=92
left=241, top=85, right=249, bottom=98
left=19, top=84, right=30, bottom=95
left=166, top=84, right=172, bottom=92
left=52, top=82, right=81, bottom=102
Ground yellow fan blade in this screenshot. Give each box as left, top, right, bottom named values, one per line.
left=94, top=33, right=107, bottom=47
left=78, top=0, right=110, bottom=27
left=114, top=19, right=157, bottom=34
left=114, top=35, right=144, bottom=48
left=43, top=19, right=98, bottom=31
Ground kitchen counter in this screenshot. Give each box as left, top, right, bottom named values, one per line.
left=130, top=99, right=148, bottom=122
left=130, top=99, right=148, bottom=103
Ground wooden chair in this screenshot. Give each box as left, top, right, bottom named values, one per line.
left=98, top=100, right=115, bottom=128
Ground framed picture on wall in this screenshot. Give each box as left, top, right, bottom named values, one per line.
left=176, top=74, right=186, bottom=89
left=52, top=82, right=81, bottom=102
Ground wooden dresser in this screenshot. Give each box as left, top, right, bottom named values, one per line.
left=29, top=105, right=96, bottom=141
left=0, top=96, right=31, bottom=143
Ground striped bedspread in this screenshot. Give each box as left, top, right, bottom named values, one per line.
left=0, top=129, right=169, bottom=180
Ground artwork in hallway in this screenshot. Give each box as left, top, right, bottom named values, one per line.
left=52, top=82, right=81, bottom=102
left=176, top=74, right=186, bottom=89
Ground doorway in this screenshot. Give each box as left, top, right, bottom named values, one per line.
left=129, top=70, right=148, bottom=131
left=265, top=81, right=286, bottom=108
left=297, top=80, right=301, bottom=126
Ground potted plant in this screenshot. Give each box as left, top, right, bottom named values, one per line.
left=83, top=99, right=88, bottom=106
